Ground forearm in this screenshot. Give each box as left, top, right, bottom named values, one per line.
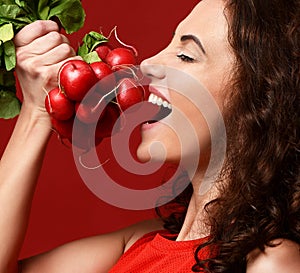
left=0, top=105, right=52, bottom=272
left=0, top=19, right=79, bottom=272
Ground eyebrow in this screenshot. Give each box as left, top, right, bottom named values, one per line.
left=180, top=34, right=206, bottom=55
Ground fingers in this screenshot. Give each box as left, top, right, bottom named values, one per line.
left=17, top=31, right=71, bottom=56
left=16, top=34, right=75, bottom=66
left=14, top=20, right=59, bottom=47
left=14, top=19, right=80, bottom=103
left=15, top=20, right=77, bottom=73
left=42, top=46, right=78, bottom=66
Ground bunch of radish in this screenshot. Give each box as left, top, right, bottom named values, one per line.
left=45, top=29, right=148, bottom=150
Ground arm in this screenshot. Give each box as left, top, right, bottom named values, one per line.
left=247, top=239, right=300, bottom=273
left=21, top=219, right=163, bottom=273
left=0, top=20, right=77, bottom=273
left=0, top=20, right=163, bottom=273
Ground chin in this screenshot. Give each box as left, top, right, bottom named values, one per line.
left=136, top=146, right=151, bottom=163
left=136, top=140, right=181, bottom=164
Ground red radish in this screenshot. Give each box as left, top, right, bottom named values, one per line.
left=90, top=62, right=113, bottom=80
left=51, top=117, right=73, bottom=139
left=45, top=87, right=75, bottom=120
left=116, top=78, right=145, bottom=112
left=50, top=111, right=103, bottom=150
left=95, top=102, right=121, bottom=138
left=75, top=102, right=93, bottom=124
left=71, top=119, right=102, bottom=150
left=95, top=44, right=111, bottom=60
left=59, top=60, right=98, bottom=102
left=105, top=48, right=137, bottom=70
left=90, top=62, right=116, bottom=95
left=75, top=91, right=106, bottom=124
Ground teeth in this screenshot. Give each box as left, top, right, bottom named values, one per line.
left=148, top=93, right=172, bottom=109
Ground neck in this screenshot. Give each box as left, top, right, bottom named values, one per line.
left=176, top=169, right=219, bottom=241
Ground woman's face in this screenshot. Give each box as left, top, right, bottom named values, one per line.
left=137, top=0, right=234, bottom=168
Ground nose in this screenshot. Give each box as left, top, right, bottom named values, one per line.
left=140, top=54, right=166, bottom=80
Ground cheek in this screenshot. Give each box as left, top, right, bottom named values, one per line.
left=200, top=62, right=233, bottom=111
left=172, top=92, right=212, bottom=156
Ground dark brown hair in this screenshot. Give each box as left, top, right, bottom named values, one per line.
left=157, top=0, right=300, bottom=272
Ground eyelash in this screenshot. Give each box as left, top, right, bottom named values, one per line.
left=177, top=53, right=195, bottom=63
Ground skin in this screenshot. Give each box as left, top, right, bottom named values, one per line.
left=0, top=1, right=299, bottom=273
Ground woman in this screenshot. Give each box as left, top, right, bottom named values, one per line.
left=0, top=0, right=299, bottom=272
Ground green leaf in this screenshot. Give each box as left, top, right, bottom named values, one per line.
left=0, top=23, right=14, bottom=43
left=77, top=31, right=108, bottom=58
left=3, top=40, right=16, bottom=71
left=90, top=40, right=108, bottom=52
left=48, top=0, right=85, bottom=34
left=0, top=4, right=25, bottom=20
left=14, top=0, right=38, bottom=20
left=14, top=0, right=25, bottom=7
left=88, top=31, right=108, bottom=41
left=77, top=42, right=89, bottom=58
left=37, top=0, right=50, bottom=20
left=0, top=90, right=21, bottom=119
left=83, top=51, right=101, bottom=64
left=0, top=4, right=33, bottom=30
left=88, top=32, right=108, bottom=52
left=0, top=0, right=16, bottom=5
left=39, top=6, right=50, bottom=20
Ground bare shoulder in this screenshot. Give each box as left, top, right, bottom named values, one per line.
left=21, top=218, right=163, bottom=273
left=123, top=218, right=164, bottom=252
left=247, top=239, right=300, bottom=273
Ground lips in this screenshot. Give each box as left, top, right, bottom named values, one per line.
left=148, top=85, right=171, bottom=104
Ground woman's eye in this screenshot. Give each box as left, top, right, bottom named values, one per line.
left=177, top=53, right=195, bottom=63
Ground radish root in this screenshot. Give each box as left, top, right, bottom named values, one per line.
left=112, top=26, right=138, bottom=57
left=78, top=153, right=110, bottom=170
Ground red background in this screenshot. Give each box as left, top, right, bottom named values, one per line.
left=0, top=0, right=199, bottom=258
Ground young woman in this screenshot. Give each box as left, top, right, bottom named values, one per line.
left=0, top=0, right=299, bottom=272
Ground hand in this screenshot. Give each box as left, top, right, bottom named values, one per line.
left=14, top=20, right=80, bottom=116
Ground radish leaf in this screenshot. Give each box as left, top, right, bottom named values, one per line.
left=37, top=0, right=50, bottom=19
left=0, top=23, right=14, bottom=43
left=0, top=69, right=19, bottom=119
left=3, top=40, right=16, bottom=71
left=48, top=0, right=85, bottom=34
left=0, top=3, right=33, bottom=30
left=83, top=51, right=101, bottom=64
left=78, top=31, right=108, bottom=60
left=0, top=90, right=21, bottom=119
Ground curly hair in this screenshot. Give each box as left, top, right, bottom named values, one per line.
left=157, top=0, right=300, bottom=272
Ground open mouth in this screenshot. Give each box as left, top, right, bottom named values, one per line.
left=145, top=93, right=172, bottom=124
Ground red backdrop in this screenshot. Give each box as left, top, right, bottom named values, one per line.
left=0, top=0, right=199, bottom=259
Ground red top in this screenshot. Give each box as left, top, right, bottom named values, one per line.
left=109, top=230, right=212, bottom=273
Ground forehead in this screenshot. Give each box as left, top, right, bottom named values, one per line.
left=175, top=0, right=228, bottom=45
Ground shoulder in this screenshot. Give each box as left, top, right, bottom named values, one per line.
left=247, top=239, right=300, bottom=273
left=21, top=218, right=163, bottom=273
left=123, top=218, right=164, bottom=252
